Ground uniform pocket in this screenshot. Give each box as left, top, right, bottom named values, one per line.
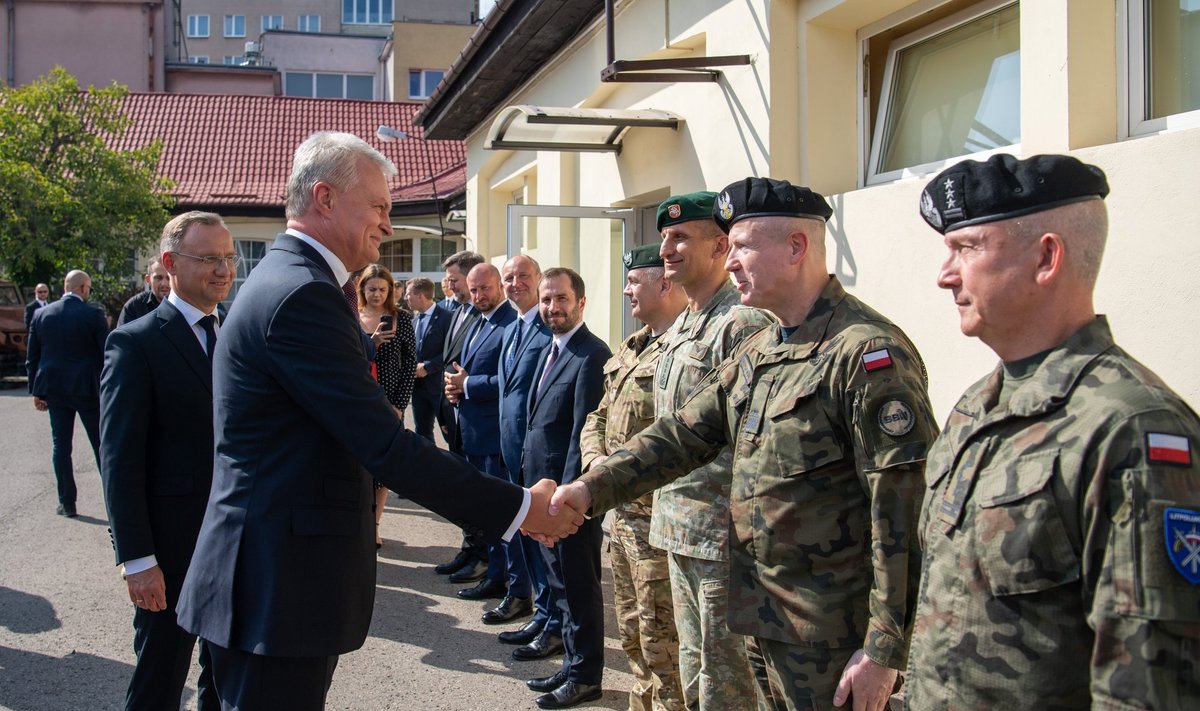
left=974, top=450, right=1080, bottom=596
left=763, top=380, right=845, bottom=477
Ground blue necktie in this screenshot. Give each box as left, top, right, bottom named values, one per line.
left=505, top=319, right=524, bottom=374
left=415, top=312, right=427, bottom=350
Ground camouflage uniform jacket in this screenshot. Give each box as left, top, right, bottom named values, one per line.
left=905, top=317, right=1200, bottom=710
left=580, top=326, right=667, bottom=558
left=584, top=277, right=935, bottom=665
left=650, top=281, right=773, bottom=561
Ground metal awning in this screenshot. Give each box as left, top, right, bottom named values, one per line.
left=485, top=105, right=681, bottom=154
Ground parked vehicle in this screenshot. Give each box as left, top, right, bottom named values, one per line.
left=0, top=280, right=28, bottom=379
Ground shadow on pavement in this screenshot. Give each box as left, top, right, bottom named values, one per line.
left=0, top=645, right=132, bottom=711
left=0, top=586, right=61, bottom=634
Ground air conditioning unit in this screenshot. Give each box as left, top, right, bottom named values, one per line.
left=243, top=41, right=262, bottom=66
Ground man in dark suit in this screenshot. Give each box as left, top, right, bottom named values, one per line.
left=115, top=258, right=172, bottom=326
left=174, top=131, right=582, bottom=711
left=99, top=211, right=233, bottom=711
left=443, top=263, right=522, bottom=607
left=496, top=254, right=556, bottom=647
left=24, top=283, right=50, bottom=331
left=404, top=276, right=449, bottom=441
left=26, top=269, right=108, bottom=517
left=432, top=250, right=488, bottom=581
left=521, top=267, right=611, bottom=709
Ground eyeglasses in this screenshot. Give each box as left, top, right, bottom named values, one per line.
left=172, top=252, right=242, bottom=269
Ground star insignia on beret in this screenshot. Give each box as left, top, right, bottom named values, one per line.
left=717, top=192, right=734, bottom=221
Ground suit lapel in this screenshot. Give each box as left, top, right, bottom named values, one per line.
left=528, top=324, right=587, bottom=417
left=158, top=302, right=212, bottom=393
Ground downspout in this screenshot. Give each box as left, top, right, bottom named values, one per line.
left=7, top=0, right=15, bottom=87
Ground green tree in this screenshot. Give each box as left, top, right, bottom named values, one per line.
left=0, top=67, right=173, bottom=308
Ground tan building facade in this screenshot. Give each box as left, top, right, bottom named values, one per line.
left=422, top=0, right=1200, bottom=416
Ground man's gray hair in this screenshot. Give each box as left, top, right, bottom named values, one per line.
left=286, top=132, right=397, bottom=219
left=160, top=211, right=226, bottom=255
left=1008, top=199, right=1108, bottom=284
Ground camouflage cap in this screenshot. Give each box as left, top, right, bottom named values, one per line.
left=623, top=243, right=664, bottom=271
left=919, top=153, right=1110, bottom=234
left=713, top=177, right=833, bottom=234
left=656, top=192, right=718, bottom=232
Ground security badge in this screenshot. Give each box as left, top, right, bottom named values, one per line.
left=1165, top=507, right=1200, bottom=585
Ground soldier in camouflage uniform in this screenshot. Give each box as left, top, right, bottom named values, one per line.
left=905, top=153, right=1200, bottom=709
left=550, top=178, right=937, bottom=711
left=580, top=244, right=688, bottom=711
left=648, top=191, right=772, bottom=710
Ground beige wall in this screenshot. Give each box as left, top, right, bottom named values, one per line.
left=460, top=0, right=1200, bottom=414
left=389, top=21, right=475, bottom=101
left=1, top=0, right=166, bottom=91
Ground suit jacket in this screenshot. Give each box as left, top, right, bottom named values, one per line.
left=176, top=234, right=524, bottom=657
left=411, top=304, right=450, bottom=401
left=498, top=313, right=553, bottom=476
left=521, top=323, right=610, bottom=487
left=25, top=295, right=108, bottom=407
left=455, top=301, right=516, bottom=456
left=442, top=300, right=479, bottom=369
left=116, top=290, right=161, bottom=327
left=24, top=299, right=47, bottom=330
left=99, top=300, right=214, bottom=594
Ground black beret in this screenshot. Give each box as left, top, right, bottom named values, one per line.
left=623, top=244, right=663, bottom=271
left=713, top=177, right=833, bottom=234
left=920, top=153, right=1109, bottom=234
left=657, top=192, right=717, bottom=232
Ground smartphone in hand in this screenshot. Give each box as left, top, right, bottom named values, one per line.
left=379, top=314, right=394, bottom=332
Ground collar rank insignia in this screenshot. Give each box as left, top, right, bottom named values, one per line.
left=1147, top=432, right=1192, bottom=465
left=862, top=348, right=893, bottom=373
left=1165, top=507, right=1200, bottom=584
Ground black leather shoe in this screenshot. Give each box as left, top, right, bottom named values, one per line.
left=526, top=670, right=567, bottom=693
left=434, top=549, right=472, bottom=575
left=447, top=559, right=488, bottom=583
left=512, top=632, right=563, bottom=661
left=482, top=595, right=532, bottom=624
left=456, top=577, right=506, bottom=601
left=535, top=681, right=602, bottom=709
left=56, top=503, right=77, bottom=518
left=498, top=620, right=543, bottom=645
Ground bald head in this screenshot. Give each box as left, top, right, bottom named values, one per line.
left=63, top=270, right=92, bottom=300
left=467, top=263, right=503, bottom=314
left=502, top=254, right=542, bottom=313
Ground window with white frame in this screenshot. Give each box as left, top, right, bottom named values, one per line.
left=188, top=56, right=210, bottom=64
left=223, top=55, right=244, bottom=66
left=298, top=15, right=321, bottom=32
left=378, top=237, right=463, bottom=283
left=226, top=240, right=267, bottom=305
left=864, top=0, right=1020, bottom=184
left=284, top=72, right=374, bottom=100
left=262, top=15, right=283, bottom=32
left=1128, top=0, right=1200, bottom=134
left=224, top=15, right=246, bottom=38
left=343, top=0, right=394, bottom=25
left=186, top=15, right=209, bottom=38
left=408, top=69, right=445, bottom=99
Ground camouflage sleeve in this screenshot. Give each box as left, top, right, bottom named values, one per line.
left=581, top=369, right=729, bottom=514
left=842, top=335, right=937, bottom=669
left=579, top=362, right=618, bottom=472
left=1087, top=409, right=1200, bottom=709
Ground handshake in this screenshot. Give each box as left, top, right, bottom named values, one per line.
left=519, top=479, right=595, bottom=546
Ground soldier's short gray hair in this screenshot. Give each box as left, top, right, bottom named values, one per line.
left=1007, top=199, right=1107, bottom=284
left=286, top=132, right=397, bottom=219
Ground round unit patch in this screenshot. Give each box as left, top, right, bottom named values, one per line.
left=877, top=400, right=916, bottom=438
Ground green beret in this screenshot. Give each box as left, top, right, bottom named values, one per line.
left=623, top=244, right=663, bottom=271
left=920, top=153, right=1109, bottom=234
left=657, top=192, right=717, bottom=232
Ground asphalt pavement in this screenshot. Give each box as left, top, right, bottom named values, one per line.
left=0, top=386, right=633, bottom=710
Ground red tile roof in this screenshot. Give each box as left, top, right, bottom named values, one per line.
left=114, top=93, right=466, bottom=211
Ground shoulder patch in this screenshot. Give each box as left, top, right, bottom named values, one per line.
left=1147, top=432, right=1192, bottom=465
left=1165, top=508, right=1200, bottom=584
left=862, top=347, right=893, bottom=373
left=877, top=400, right=916, bottom=437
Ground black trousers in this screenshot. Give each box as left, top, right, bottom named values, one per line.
left=206, top=641, right=338, bottom=711
left=409, top=388, right=438, bottom=441
left=127, top=600, right=217, bottom=710
left=47, top=400, right=100, bottom=506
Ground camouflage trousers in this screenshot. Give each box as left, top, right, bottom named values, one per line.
left=610, top=525, right=684, bottom=711
left=667, top=552, right=756, bottom=711
left=745, top=636, right=856, bottom=711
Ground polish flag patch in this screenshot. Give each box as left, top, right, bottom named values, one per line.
left=862, top=348, right=893, bottom=373
left=1148, top=433, right=1192, bottom=465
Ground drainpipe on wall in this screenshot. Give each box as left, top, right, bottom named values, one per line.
left=6, top=0, right=15, bottom=87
